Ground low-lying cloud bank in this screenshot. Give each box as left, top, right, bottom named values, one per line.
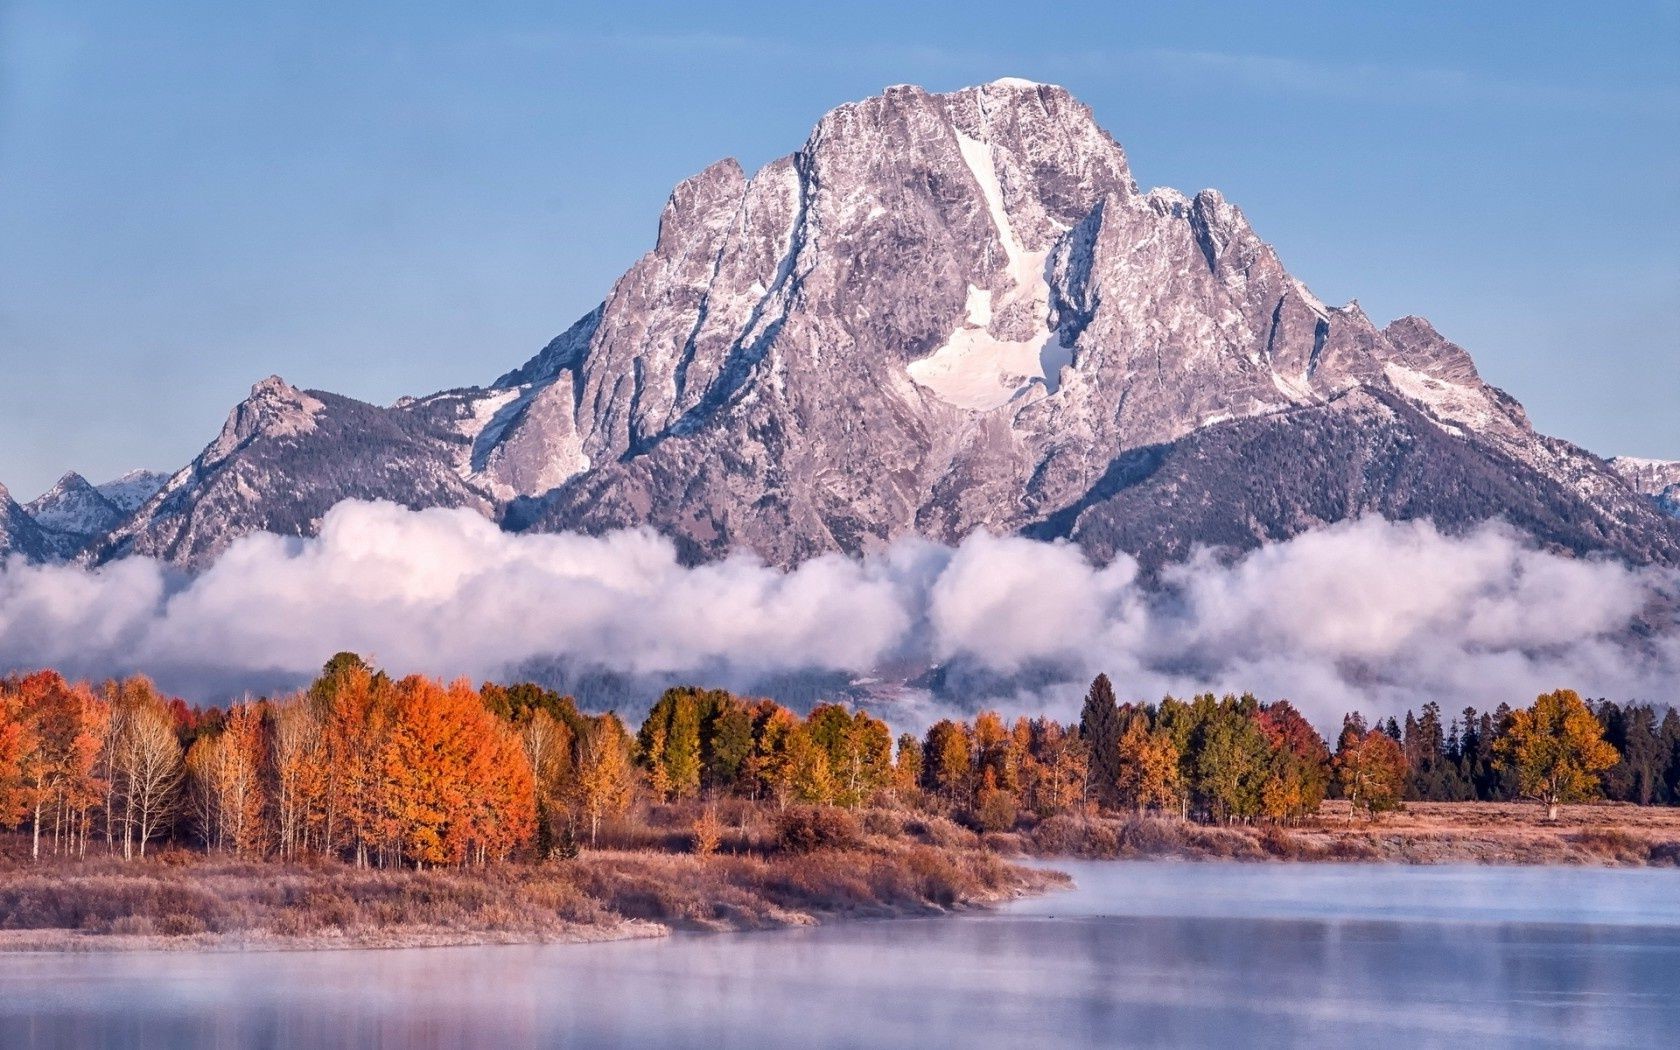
left=1, top=501, right=1675, bottom=731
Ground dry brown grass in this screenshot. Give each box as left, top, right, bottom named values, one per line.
left=1291, top=801, right=1680, bottom=865
left=5, top=799, right=1673, bottom=951
left=1025, top=801, right=1680, bottom=866
left=0, top=812, right=1057, bottom=951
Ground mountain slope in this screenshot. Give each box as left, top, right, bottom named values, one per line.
left=1611, top=458, right=1680, bottom=520
left=90, top=377, right=497, bottom=565
left=96, top=470, right=169, bottom=514
left=1, top=483, right=50, bottom=561
left=92, top=79, right=1679, bottom=571
left=24, top=472, right=128, bottom=558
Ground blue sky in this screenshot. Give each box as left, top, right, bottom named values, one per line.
left=2, top=1, right=1676, bottom=498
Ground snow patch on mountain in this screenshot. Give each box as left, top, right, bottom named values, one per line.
left=908, top=128, right=1070, bottom=410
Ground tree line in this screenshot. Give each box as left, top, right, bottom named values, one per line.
left=0, top=656, right=1669, bottom=868
left=1380, top=697, right=1680, bottom=808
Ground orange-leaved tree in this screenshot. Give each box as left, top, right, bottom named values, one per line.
left=1334, top=724, right=1407, bottom=821
left=1116, top=715, right=1182, bottom=815
left=377, top=676, right=536, bottom=868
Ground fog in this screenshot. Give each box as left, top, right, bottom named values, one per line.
left=1, top=501, right=1674, bottom=730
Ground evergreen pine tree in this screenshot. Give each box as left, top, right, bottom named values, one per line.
left=1079, top=674, right=1122, bottom=806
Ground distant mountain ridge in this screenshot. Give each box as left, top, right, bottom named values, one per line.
left=1, top=79, right=1672, bottom=572
left=1610, top=458, right=1680, bottom=520
left=2, top=470, right=168, bottom=561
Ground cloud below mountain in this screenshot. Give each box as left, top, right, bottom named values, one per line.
left=1, top=500, right=1674, bottom=731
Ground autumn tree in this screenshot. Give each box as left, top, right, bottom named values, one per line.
left=516, top=707, right=574, bottom=850
left=317, top=663, right=395, bottom=865
left=111, top=685, right=185, bottom=859
left=921, top=719, right=973, bottom=805
left=972, top=711, right=1021, bottom=795
left=807, top=703, right=893, bottom=806
left=1116, top=717, right=1181, bottom=815
left=1192, top=699, right=1271, bottom=824
left=270, top=697, right=325, bottom=859
left=638, top=688, right=704, bottom=800
left=703, top=694, right=754, bottom=793
left=376, top=677, right=535, bottom=868
left=1334, top=725, right=1407, bottom=821
left=743, top=702, right=803, bottom=808
left=463, top=715, right=537, bottom=864
left=1256, top=701, right=1331, bottom=823
left=0, top=679, right=33, bottom=833
left=788, top=725, right=834, bottom=804
left=973, top=769, right=1018, bottom=832
left=572, top=716, right=634, bottom=848
left=1494, top=689, right=1620, bottom=820
left=1026, top=719, right=1088, bottom=817
left=207, top=704, right=268, bottom=856
left=893, top=733, right=923, bottom=796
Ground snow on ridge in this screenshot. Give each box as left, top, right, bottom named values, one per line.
left=1289, top=277, right=1329, bottom=319
left=1383, top=361, right=1496, bottom=434
left=1610, top=456, right=1679, bottom=471
left=96, top=470, right=169, bottom=513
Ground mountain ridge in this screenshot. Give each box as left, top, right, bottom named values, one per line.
left=11, top=77, right=1670, bottom=573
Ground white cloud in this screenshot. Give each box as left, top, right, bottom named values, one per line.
left=0, top=501, right=1674, bottom=732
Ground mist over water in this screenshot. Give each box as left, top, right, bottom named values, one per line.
left=2, top=862, right=1676, bottom=1050
left=0, top=500, right=1675, bottom=728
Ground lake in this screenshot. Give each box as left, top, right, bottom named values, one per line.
left=3, top=861, right=1677, bottom=1048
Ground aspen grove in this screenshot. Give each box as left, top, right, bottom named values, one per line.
left=0, top=656, right=1672, bottom=869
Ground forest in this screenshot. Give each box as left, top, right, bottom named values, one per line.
left=1, top=655, right=1674, bottom=870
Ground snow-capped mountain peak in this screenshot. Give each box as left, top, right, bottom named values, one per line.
left=51, top=80, right=1680, bottom=572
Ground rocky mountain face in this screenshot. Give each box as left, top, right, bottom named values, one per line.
left=62, top=79, right=1680, bottom=571
left=1, top=470, right=170, bottom=560
left=90, top=377, right=495, bottom=565
left=1611, top=458, right=1680, bottom=520
left=24, top=473, right=127, bottom=558
left=96, top=470, right=170, bottom=514
left=1, top=482, right=51, bottom=561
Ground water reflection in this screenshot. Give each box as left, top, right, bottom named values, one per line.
left=3, top=862, right=1676, bottom=1049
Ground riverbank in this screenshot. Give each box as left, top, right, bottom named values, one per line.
left=4, top=800, right=1677, bottom=952
left=1010, top=801, right=1680, bottom=866
left=0, top=834, right=1059, bottom=953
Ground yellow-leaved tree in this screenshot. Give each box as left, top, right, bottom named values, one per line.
left=1494, top=689, right=1619, bottom=821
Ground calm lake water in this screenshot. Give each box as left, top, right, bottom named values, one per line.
left=3, top=861, right=1678, bottom=1049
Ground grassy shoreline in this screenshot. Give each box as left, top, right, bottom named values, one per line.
left=3, top=800, right=1677, bottom=953
left=1004, top=801, right=1680, bottom=866
left=0, top=829, right=1063, bottom=953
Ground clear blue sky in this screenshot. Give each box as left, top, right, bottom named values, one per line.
left=2, top=1, right=1676, bottom=498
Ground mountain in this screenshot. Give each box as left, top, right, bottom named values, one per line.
left=1, top=482, right=51, bottom=561
left=24, top=473, right=128, bottom=558
left=1611, top=458, right=1680, bottom=520
left=91, top=377, right=495, bottom=565
left=88, top=79, right=1680, bottom=571
left=96, top=470, right=170, bottom=514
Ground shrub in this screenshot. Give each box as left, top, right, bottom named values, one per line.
left=157, top=913, right=208, bottom=936
left=1030, top=815, right=1122, bottom=857
left=692, top=808, right=724, bottom=857
left=973, top=788, right=1019, bottom=833
left=775, top=807, right=862, bottom=854
left=1570, top=829, right=1648, bottom=864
